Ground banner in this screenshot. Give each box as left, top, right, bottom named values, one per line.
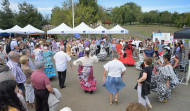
left=153, top=33, right=172, bottom=45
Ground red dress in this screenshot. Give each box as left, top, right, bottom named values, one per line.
left=116, top=43, right=123, bottom=59
left=119, top=44, right=136, bottom=65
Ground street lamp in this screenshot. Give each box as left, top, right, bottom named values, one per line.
left=72, top=0, right=74, bottom=28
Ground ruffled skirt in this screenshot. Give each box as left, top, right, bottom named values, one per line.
left=103, top=76, right=126, bottom=95
left=78, top=66, right=97, bottom=91
left=44, top=63, right=56, bottom=78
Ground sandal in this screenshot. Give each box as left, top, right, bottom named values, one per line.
left=114, top=98, right=119, bottom=103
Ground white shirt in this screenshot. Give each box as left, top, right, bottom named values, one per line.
left=120, top=41, right=125, bottom=47
left=54, top=51, right=71, bottom=72
left=10, top=39, right=19, bottom=52
left=73, top=56, right=98, bottom=66
left=134, top=40, right=141, bottom=49
left=104, top=60, right=126, bottom=77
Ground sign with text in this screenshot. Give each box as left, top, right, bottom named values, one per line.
left=153, top=33, right=172, bottom=45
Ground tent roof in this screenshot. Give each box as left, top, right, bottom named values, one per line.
left=93, top=25, right=108, bottom=34
left=174, top=28, right=190, bottom=39
left=2, top=25, right=24, bottom=33
left=47, top=23, right=73, bottom=34
left=73, top=22, right=94, bottom=34
left=109, top=25, right=128, bottom=34
left=23, top=24, right=44, bottom=34
left=0, top=29, right=3, bottom=33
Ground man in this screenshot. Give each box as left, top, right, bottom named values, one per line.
left=133, top=38, right=141, bottom=58
left=31, top=61, right=54, bottom=111
left=54, top=46, right=74, bottom=88
left=10, top=34, right=22, bottom=53
left=105, top=39, right=110, bottom=56
left=6, top=51, right=26, bottom=92
left=158, top=40, right=165, bottom=53
left=95, top=38, right=101, bottom=55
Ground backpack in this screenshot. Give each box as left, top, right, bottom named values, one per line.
left=6, top=40, right=17, bottom=54
left=6, top=41, right=12, bottom=54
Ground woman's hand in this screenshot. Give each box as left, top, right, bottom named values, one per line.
left=138, top=82, right=142, bottom=86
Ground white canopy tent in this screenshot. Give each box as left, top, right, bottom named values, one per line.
left=73, top=22, right=94, bottom=34
left=2, top=25, right=24, bottom=33
left=23, top=24, right=44, bottom=34
left=92, top=25, right=108, bottom=34
left=108, top=25, right=128, bottom=34
left=0, top=29, right=4, bottom=33
left=47, top=23, right=73, bottom=34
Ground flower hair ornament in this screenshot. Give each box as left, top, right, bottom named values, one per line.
left=85, top=47, right=90, bottom=51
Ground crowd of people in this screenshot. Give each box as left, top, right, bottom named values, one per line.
left=0, top=33, right=187, bottom=111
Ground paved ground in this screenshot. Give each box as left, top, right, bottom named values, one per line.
left=29, top=56, right=190, bottom=111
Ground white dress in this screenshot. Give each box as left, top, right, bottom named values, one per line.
left=33, top=49, right=43, bottom=61
left=97, top=45, right=107, bottom=60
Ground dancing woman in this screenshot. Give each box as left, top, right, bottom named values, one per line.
left=155, top=54, right=179, bottom=102
left=73, top=48, right=99, bottom=94
left=43, top=45, right=56, bottom=78
left=135, top=42, right=144, bottom=70
left=116, top=40, right=123, bottom=59
left=120, top=41, right=136, bottom=65
left=103, top=51, right=126, bottom=104
left=135, top=57, right=153, bottom=109
left=97, top=41, right=107, bottom=60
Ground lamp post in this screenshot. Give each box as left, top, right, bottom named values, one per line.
left=72, top=0, right=74, bottom=28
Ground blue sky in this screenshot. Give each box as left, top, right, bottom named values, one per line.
left=0, top=0, right=190, bottom=15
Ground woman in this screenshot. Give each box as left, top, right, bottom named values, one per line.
left=33, top=43, right=43, bottom=61
left=52, top=39, right=58, bottom=53
left=66, top=41, right=72, bottom=56
left=97, top=41, right=107, bottom=60
left=20, top=56, right=35, bottom=108
left=103, top=51, right=126, bottom=104
left=135, top=57, right=152, bottom=109
left=0, top=45, right=7, bottom=66
left=90, top=40, right=97, bottom=56
left=155, top=54, right=179, bottom=102
left=43, top=45, right=56, bottom=78
left=78, top=40, right=84, bottom=58
left=144, top=44, right=155, bottom=58
left=116, top=40, right=123, bottom=59
left=110, top=40, right=116, bottom=59
left=135, top=42, right=144, bottom=70
left=22, top=49, right=35, bottom=69
left=175, top=42, right=182, bottom=61
left=120, top=41, right=136, bottom=65
left=0, top=80, right=26, bottom=111
left=73, top=47, right=98, bottom=94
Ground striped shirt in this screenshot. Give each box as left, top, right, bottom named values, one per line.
left=7, top=60, right=26, bottom=84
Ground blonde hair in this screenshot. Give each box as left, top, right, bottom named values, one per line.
left=126, top=102, right=147, bottom=111
left=20, top=56, right=28, bottom=65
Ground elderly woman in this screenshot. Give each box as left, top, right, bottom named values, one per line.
left=20, top=56, right=35, bottom=108
left=43, top=44, right=56, bottom=78
left=31, top=61, right=54, bottom=111
left=73, top=47, right=98, bottom=94
left=0, top=45, right=7, bottom=66
left=22, top=49, right=35, bottom=69
left=135, top=57, right=152, bottom=109
left=103, top=51, right=126, bottom=104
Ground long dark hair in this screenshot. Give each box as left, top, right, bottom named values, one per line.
left=0, top=80, right=25, bottom=111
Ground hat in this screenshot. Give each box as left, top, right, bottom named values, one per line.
left=60, top=107, right=72, bottom=111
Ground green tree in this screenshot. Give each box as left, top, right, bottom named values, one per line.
left=159, top=11, right=171, bottom=24
left=0, top=0, right=14, bottom=29
left=185, top=13, right=190, bottom=26
left=14, top=2, right=45, bottom=29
